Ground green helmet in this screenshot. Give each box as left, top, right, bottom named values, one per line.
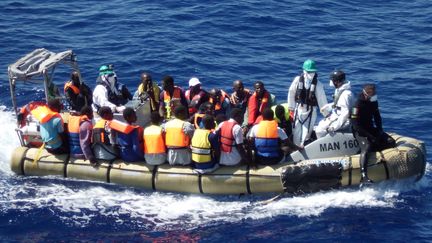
left=302, top=59, right=317, bottom=72
left=99, top=65, right=114, bottom=76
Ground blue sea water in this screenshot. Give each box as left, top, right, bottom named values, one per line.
left=0, top=0, right=431, bottom=241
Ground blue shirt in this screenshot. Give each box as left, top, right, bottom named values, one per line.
left=40, top=117, right=63, bottom=149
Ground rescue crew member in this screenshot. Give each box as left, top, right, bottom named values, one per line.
left=287, top=59, right=328, bottom=146
left=111, top=108, right=144, bottom=162
left=68, top=106, right=96, bottom=165
left=191, top=115, right=220, bottom=174
left=208, top=88, right=230, bottom=117
left=229, top=80, right=251, bottom=113
left=64, top=71, right=92, bottom=111
left=190, top=102, right=214, bottom=129
left=134, top=72, right=160, bottom=112
left=247, top=108, right=290, bottom=165
left=92, top=65, right=131, bottom=113
left=143, top=112, right=166, bottom=165
left=92, top=106, right=119, bottom=161
left=31, top=99, right=68, bottom=154
left=159, top=75, right=188, bottom=120
left=185, top=77, right=209, bottom=116
left=351, top=84, right=395, bottom=185
left=316, top=70, right=354, bottom=138
left=244, top=81, right=276, bottom=128
left=215, top=108, right=250, bottom=166
left=163, top=105, right=195, bottom=165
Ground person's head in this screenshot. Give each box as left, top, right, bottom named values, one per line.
left=71, top=71, right=80, bottom=86
left=275, top=105, right=286, bottom=122
left=254, top=81, right=265, bottom=97
left=123, top=107, right=137, bottom=124
left=215, top=114, right=227, bottom=124
left=80, top=105, right=93, bottom=120
left=202, top=115, right=215, bottom=130
left=173, top=105, right=187, bottom=120
left=230, top=108, right=244, bottom=124
left=98, top=106, right=113, bottom=120
left=209, top=88, right=222, bottom=100
left=329, top=70, right=346, bottom=89
left=189, top=77, right=201, bottom=93
left=262, top=108, right=274, bottom=121
left=302, top=59, right=317, bottom=80
left=362, top=84, right=378, bottom=102
left=47, top=98, right=62, bottom=112
left=232, top=80, right=244, bottom=93
left=162, top=75, right=174, bottom=91
left=199, top=102, right=214, bottom=115
left=99, top=65, right=114, bottom=76
left=140, top=72, right=153, bottom=90
left=150, top=111, right=161, bottom=125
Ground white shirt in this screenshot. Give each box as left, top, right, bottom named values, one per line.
left=328, top=82, right=354, bottom=131
left=92, top=84, right=117, bottom=112
left=287, top=74, right=328, bottom=111
left=216, top=119, right=244, bottom=166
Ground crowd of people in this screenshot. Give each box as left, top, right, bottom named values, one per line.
left=22, top=59, right=396, bottom=183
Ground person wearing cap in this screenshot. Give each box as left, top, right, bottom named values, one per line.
left=315, top=70, right=354, bottom=138
left=229, top=80, right=251, bottom=113
left=64, top=71, right=92, bottom=111
left=92, top=65, right=132, bottom=113
left=287, top=59, right=328, bottom=146
left=134, top=72, right=161, bottom=112
left=185, top=77, right=209, bottom=116
left=351, top=84, right=395, bottom=185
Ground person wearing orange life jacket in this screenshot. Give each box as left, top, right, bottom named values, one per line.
left=185, top=77, right=209, bottom=116
left=244, top=81, right=276, bottom=129
left=159, top=75, right=189, bottom=120
left=208, top=88, right=231, bottom=117
left=143, top=112, right=167, bottom=165
left=31, top=99, right=68, bottom=154
left=17, top=101, right=47, bottom=128
left=92, top=106, right=119, bottom=161
left=229, top=80, right=251, bottom=113
left=163, top=105, right=195, bottom=165
left=110, top=108, right=144, bottom=162
left=215, top=108, right=250, bottom=166
left=64, top=71, right=92, bottom=112
left=247, top=108, right=289, bottom=165
left=133, top=72, right=161, bottom=112
left=189, top=102, right=214, bottom=129
left=68, top=106, right=97, bottom=165
left=191, top=115, right=220, bottom=174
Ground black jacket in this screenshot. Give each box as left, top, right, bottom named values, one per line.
left=351, top=93, right=383, bottom=142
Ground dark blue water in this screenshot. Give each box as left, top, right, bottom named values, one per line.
left=0, top=0, right=431, bottom=241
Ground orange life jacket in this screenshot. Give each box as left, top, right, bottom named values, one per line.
left=18, top=101, right=47, bottom=127
left=64, top=81, right=80, bottom=95
left=247, top=91, right=270, bottom=125
left=185, top=89, right=205, bottom=115
left=143, top=125, right=166, bottom=154
left=93, top=119, right=111, bottom=144
left=165, top=118, right=190, bottom=148
left=109, top=120, right=138, bottom=134
left=255, top=120, right=280, bottom=158
left=220, top=120, right=237, bottom=153
left=209, top=90, right=229, bottom=111
left=68, top=115, right=90, bottom=155
left=30, top=106, right=62, bottom=124
left=162, top=86, right=182, bottom=119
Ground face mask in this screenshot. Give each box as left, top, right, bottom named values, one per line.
left=304, top=71, right=315, bottom=81
left=369, top=95, right=378, bottom=102
left=329, top=80, right=335, bottom=87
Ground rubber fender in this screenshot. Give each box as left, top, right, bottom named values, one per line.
left=281, top=162, right=342, bottom=193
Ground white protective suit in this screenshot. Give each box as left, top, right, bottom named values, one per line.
left=287, top=72, right=328, bottom=146
left=92, top=74, right=125, bottom=113
left=315, top=81, right=354, bottom=138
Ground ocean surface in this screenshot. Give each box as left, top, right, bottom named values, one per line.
left=0, top=0, right=431, bottom=242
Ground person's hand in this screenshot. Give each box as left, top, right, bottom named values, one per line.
left=326, top=126, right=335, bottom=134
left=289, top=110, right=294, bottom=121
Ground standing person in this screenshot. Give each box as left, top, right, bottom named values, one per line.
left=135, top=72, right=161, bottom=112
left=315, top=70, right=354, bottom=138
left=287, top=59, right=327, bottom=146
left=159, top=75, right=188, bottom=120
left=30, top=98, right=68, bottom=154
left=245, top=81, right=276, bottom=128
left=143, top=112, right=167, bottom=165
left=163, top=105, right=195, bottom=165
left=92, top=65, right=131, bottom=113
left=216, top=108, right=250, bottom=166
left=185, top=77, right=209, bottom=116
left=64, top=71, right=92, bottom=111
left=351, top=84, right=395, bottom=185
left=208, top=88, right=231, bottom=117
left=229, top=80, right=251, bottom=113
left=68, top=106, right=96, bottom=165
left=191, top=115, right=220, bottom=174
left=92, top=106, right=119, bottom=161
left=110, top=108, right=144, bottom=162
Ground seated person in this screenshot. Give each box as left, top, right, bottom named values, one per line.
left=190, top=102, right=214, bottom=129
left=191, top=115, right=220, bottom=174
left=30, top=99, right=68, bottom=154
left=216, top=108, right=250, bottom=166
left=351, top=84, right=395, bottom=185
left=68, top=106, right=96, bottom=165
left=134, top=72, right=160, bottom=112
left=143, top=112, right=167, bottom=165
left=244, top=81, right=276, bottom=129
left=273, top=104, right=293, bottom=140
left=110, top=108, right=144, bottom=162
left=247, top=108, right=289, bottom=165
left=163, top=105, right=195, bottom=165
left=208, top=88, right=231, bottom=117
left=92, top=106, right=119, bottom=161
left=159, top=75, right=189, bottom=120
left=185, top=77, right=209, bottom=116
left=229, top=80, right=251, bottom=113
left=64, top=71, right=92, bottom=111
